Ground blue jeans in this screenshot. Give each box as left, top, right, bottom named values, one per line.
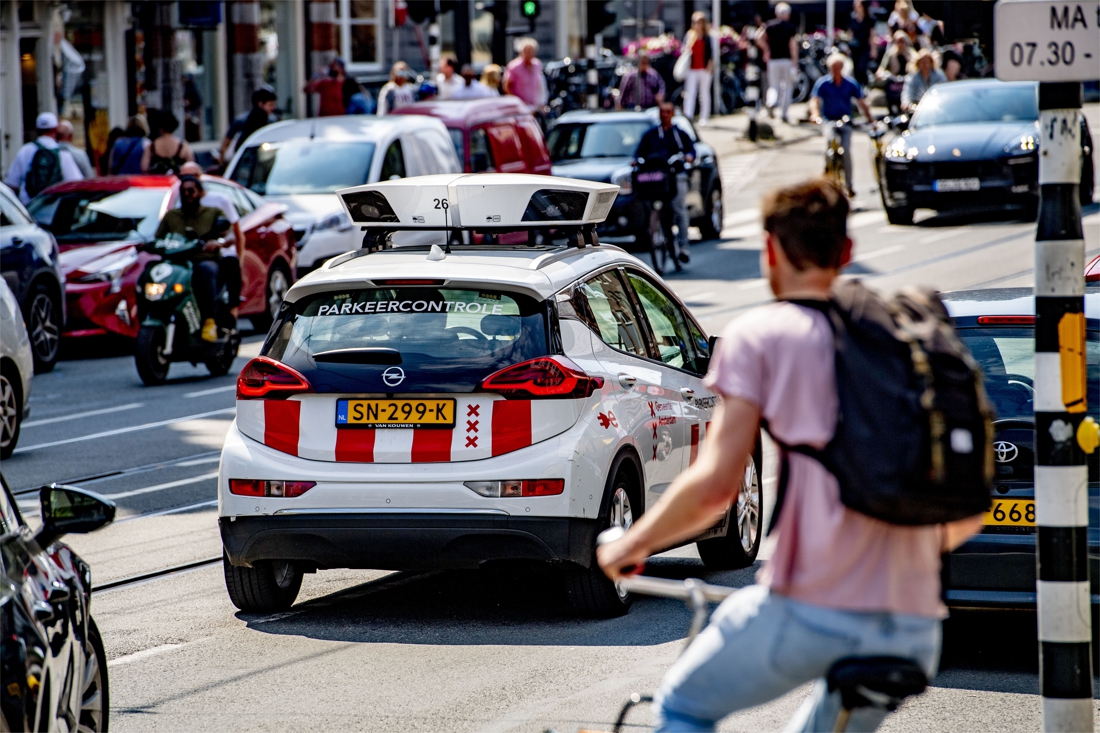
left=655, top=585, right=941, bottom=733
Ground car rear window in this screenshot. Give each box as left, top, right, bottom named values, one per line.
left=28, top=188, right=166, bottom=242
left=263, top=287, right=549, bottom=393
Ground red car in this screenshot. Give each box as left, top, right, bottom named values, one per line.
left=27, top=175, right=296, bottom=338
left=393, top=97, right=552, bottom=175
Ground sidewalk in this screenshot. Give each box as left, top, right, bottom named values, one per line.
left=696, top=101, right=818, bottom=158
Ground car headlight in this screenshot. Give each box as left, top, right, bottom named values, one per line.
left=610, top=167, right=633, bottom=195
left=1004, top=134, right=1037, bottom=154
left=311, top=212, right=352, bottom=234
left=75, top=249, right=139, bottom=293
left=884, top=143, right=912, bottom=161
left=143, top=282, right=168, bottom=301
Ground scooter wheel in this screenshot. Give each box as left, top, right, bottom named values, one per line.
left=135, top=325, right=170, bottom=385
left=206, top=332, right=240, bottom=377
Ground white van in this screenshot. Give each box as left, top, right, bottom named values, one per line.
left=225, top=115, right=461, bottom=273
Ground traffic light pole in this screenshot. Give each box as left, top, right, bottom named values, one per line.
left=1033, top=80, right=1094, bottom=733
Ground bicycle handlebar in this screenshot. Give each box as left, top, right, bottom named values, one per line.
left=618, top=575, right=736, bottom=604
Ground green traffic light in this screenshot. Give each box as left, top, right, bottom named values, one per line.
left=521, top=0, right=538, bottom=17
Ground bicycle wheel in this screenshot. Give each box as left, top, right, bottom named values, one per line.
left=648, top=206, right=669, bottom=275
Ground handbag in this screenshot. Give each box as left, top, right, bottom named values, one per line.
left=673, top=48, right=692, bottom=82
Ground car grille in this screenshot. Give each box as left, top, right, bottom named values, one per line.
left=905, top=160, right=1012, bottom=187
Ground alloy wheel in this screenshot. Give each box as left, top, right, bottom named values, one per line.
left=78, top=640, right=106, bottom=732
left=709, top=188, right=723, bottom=237
left=272, top=560, right=298, bottom=590
left=30, top=292, right=60, bottom=364
left=736, top=455, right=761, bottom=554
left=267, top=269, right=289, bottom=322
left=609, top=486, right=634, bottom=601
left=0, top=374, right=16, bottom=449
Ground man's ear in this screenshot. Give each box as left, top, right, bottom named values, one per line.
left=839, top=237, right=853, bottom=268
left=765, top=233, right=778, bottom=268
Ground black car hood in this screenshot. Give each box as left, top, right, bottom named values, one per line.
left=550, top=156, right=632, bottom=182
left=898, top=121, right=1038, bottom=162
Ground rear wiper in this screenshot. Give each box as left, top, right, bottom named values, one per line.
left=313, top=347, right=402, bottom=365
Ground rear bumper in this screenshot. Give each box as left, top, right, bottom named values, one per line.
left=220, top=513, right=602, bottom=570
left=943, top=543, right=1100, bottom=610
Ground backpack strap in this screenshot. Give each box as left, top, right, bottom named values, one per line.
left=760, top=419, right=825, bottom=535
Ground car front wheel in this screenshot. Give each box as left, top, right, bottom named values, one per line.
left=700, top=182, right=723, bottom=240
left=25, top=282, right=61, bottom=373
left=250, top=265, right=290, bottom=333
left=0, top=365, right=22, bottom=459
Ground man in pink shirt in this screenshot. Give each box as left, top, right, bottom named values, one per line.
left=502, top=38, right=548, bottom=110
left=598, top=178, right=984, bottom=732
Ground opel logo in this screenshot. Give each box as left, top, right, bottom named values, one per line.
left=993, top=441, right=1019, bottom=463
left=382, top=366, right=405, bottom=387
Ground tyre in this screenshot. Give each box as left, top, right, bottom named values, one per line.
left=206, top=331, right=239, bottom=377
left=648, top=207, right=669, bottom=275
left=699, top=182, right=723, bottom=240
left=79, top=617, right=109, bottom=733
left=223, top=553, right=303, bottom=613
left=884, top=204, right=913, bottom=226
left=0, top=365, right=22, bottom=460
left=24, top=282, right=61, bottom=373
left=697, top=436, right=763, bottom=570
left=134, top=325, right=170, bottom=385
left=564, top=463, right=638, bottom=618
left=249, top=265, right=290, bottom=333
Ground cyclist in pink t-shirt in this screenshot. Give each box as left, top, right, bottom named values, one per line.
left=598, top=178, right=984, bottom=733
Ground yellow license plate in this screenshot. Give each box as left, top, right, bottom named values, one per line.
left=983, top=499, right=1035, bottom=527
left=336, top=399, right=455, bottom=428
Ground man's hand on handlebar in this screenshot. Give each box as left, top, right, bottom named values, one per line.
left=597, top=533, right=648, bottom=582
left=203, top=240, right=222, bottom=253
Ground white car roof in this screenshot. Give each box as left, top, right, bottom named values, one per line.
left=236, top=114, right=448, bottom=146
left=284, top=244, right=647, bottom=303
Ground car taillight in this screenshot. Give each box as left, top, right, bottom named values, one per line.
left=229, top=479, right=316, bottom=497
left=976, top=316, right=1035, bottom=325
left=478, top=356, right=603, bottom=399
left=463, top=479, right=565, bottom=498
left=237, top=357, right=312, bottom=400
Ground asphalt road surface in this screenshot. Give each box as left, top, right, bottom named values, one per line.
left=3, top=121, right=1099, bottom=731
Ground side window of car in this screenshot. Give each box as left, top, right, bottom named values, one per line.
left=230, top=188, right=254, bottom=216
left=0, top=194, right=29, bottom=228
left=470, top=128, right=494, bottom=173
left=229, top=145, right=258, bottom=190
left=380, top=140, right=406, bottom=181
left=626, top=271, right=700, bottom=372
left=579, top=270, right=648, bottom=357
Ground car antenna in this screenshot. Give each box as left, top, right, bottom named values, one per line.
left=309, top=120, right=316, bottom=140
left=443, top=199, right=452, bottom=253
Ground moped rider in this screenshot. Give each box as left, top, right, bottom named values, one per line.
left=154, top=174, right=224, bottom=342
left=598, top=178, right=984, bottom=733
left=635, top=102, right=695, bottom=265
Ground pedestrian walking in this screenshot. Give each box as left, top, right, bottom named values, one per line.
left=616, top=51, right=665, bottom=110
left=56, top=120, right=95, bottom=179
left=108, top=115, right=151, bottom=175
left=148, top=109, right=195, bottom=175
left=436, top=57, right=463, bottom=100
left=480, top=64, right=503, bottom=95
left=901, top=49, right=946, bottom=112
left=304, top=58, right=350, bottom=117
left=220, top=86, right=278, bottom=168
left=4, top=112, right=85, bottom=203
left=503, top=38, right=548, bottom=111
left=681, top=12, right=714, bottom=126
left=598, top=176, right=987, bottom=733
left=377, top=62, right=417, bottom=115
left=847, top=0, right=876, bottom=87
left=759, top=2, right=798, bottom=123
left=450, top=65, right=494, bottom=100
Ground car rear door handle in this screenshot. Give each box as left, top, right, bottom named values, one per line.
left=680, top=387, right=695, bottom=400
left=618, top=374, right=637, bottom=389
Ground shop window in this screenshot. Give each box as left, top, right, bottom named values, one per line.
left=336, top=0, right=380, bottom=69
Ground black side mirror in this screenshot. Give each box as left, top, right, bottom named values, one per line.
left=34, top=485, right=116, bottom=548
left=708, top=334, right=720, bottom=354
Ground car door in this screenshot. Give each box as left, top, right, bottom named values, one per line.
left=487, top=123, right=527, bottom=173
left=578, top=268, right=682, bottom=504
left=0, top=189, right=41, bottom=305
left=516, top=117, right=552, bottom=174
left=623, top=268, right=718, bottom=473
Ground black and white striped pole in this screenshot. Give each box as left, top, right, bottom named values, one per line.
left=1033, top=80, right=1094, bottom=733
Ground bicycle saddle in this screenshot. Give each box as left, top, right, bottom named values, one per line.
left=826, top=656, right=928, bottom=711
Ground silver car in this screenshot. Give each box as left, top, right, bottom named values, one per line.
left=0, top=279, right=33, bottom=458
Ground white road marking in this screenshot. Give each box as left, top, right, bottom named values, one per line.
left=176, top=456, right=222, bottom=467
left=738, top=279, right=767, bottom=290
left=184, top=385, right=238, bottom=398
left=683, top=291, right=715, bottom=303
left=115, top=499, right=219, bottom=523
left=13, top=408, right=236, bottom=454
left=23, top=403, right=144, bottom=428
left=110, top=644, right=182, bottom=667
left=722, top=207, right=761, bottom=228
left=918, top=229, right=971, bottom=246
left=854, top=244, right=904, bottom=261
left=102, top=472, right=219, bottom=500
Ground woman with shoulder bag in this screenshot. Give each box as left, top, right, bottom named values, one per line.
left=680, top=11, right=715, bottom=126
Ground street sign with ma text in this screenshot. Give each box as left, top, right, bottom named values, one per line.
left=994, top=1, right=1099, bottom=82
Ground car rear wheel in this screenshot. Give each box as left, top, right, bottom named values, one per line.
left=250, top=265, right=290, bottom=333
left=564, top=469, right=637, bottom=618
left=700, top=183, right=723, bottom=240
left=25, top=283, right=60, bottom=373
left=135, top=325, right=170, bottom=385
left=223, top=553, right=303, bottom=613
left=884, top=204, right=913, bottom=226
left=79, top=617, right=109, bottom=733
left=697, top=437, right=763, bottom=570
left=0, top=366, right=22, bottom=460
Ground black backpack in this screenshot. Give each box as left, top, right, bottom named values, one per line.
left=769, top=280, right=994, bottom=528
left=25, top=143, right=62, bottom=198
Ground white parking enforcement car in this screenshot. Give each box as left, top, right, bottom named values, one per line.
left=219, top=174, right=763, bottom=617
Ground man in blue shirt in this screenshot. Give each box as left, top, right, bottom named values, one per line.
left=810, top=54, right=872, bottom=197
